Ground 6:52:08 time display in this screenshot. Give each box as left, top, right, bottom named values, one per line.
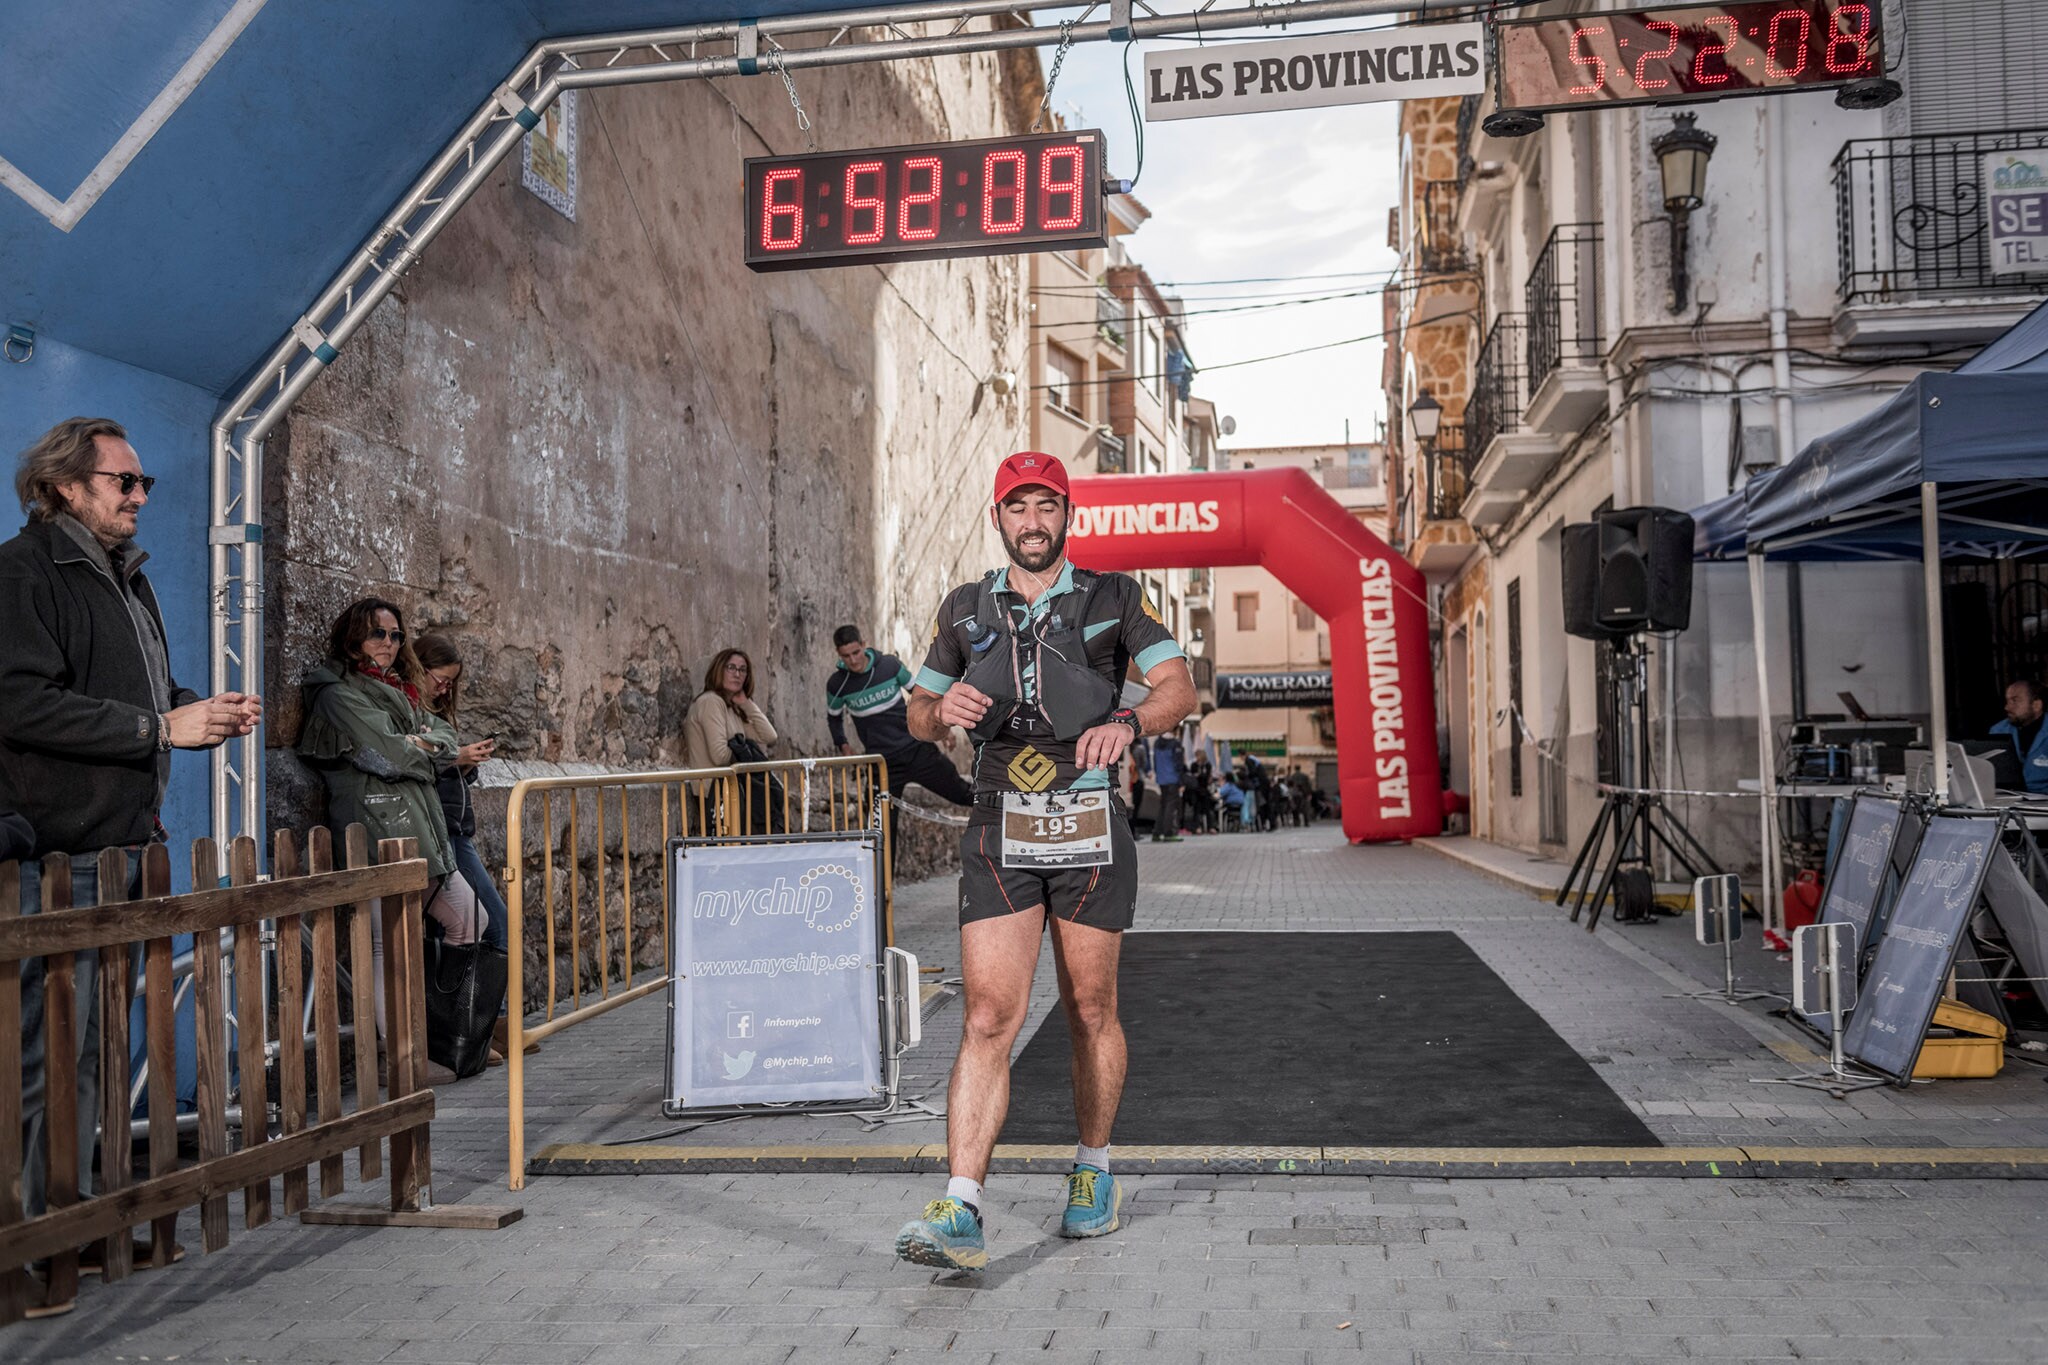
left=1497, top=1, right=1882, bottom=113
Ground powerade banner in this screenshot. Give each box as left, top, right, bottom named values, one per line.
left=1216, top=671, right=1335, bottom=708
left=1143, top=24, right=1485, bottom=123
left=666, top=839, right=882, bottom=1109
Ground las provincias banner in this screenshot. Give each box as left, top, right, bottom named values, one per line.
left=1143, top=23, right=1485, bottom=122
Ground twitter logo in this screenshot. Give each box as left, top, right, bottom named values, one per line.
left=721, top=1049, right=757, bottom=1080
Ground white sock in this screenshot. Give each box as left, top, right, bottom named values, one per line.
left=1076, top=1143, right=1110, bottom=1173
left=946, top=1176, right=984, bottom=1215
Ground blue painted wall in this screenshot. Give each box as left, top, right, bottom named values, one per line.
left=0, top=333, right=218, bottom=890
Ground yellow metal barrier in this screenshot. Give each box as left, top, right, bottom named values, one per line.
left=500, top=755, right=890, bottom=1189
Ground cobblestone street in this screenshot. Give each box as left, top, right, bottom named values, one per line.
left=19, top=828, right=2048, bottom=1363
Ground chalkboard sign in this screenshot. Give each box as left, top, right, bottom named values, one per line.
left=1819, top=795, right=1904, bottom=967
left=1840, top=814, right=1998, bottom=1081
left=664, top=835, right=884, bottom=1112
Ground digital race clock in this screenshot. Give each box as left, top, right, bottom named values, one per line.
left=1496, top=2, right=1884, bottom=114
left=743, top=130, right=1108, bottom=272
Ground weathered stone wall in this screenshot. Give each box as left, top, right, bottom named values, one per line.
left=266, top=42, right=1041, bottom=879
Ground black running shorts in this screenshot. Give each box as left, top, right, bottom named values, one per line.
left=957, top=812, right=1137, bottom=930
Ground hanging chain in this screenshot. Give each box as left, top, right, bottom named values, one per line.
left=764, top=45, right=817, bottom=151
left=1031, top=20, right=1079, bottom=133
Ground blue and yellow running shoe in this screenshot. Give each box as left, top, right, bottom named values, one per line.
left=894, top=1196, right=987, bottom=1270
left=1057, top=1165, right=1122, bottom=1238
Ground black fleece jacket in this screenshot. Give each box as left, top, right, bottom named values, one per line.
left=0, top=520, right=197, bottom=857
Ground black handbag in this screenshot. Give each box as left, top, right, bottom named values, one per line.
left=423, top=930, right=508, bottom=1079
left=727, top=733, right=787, bottom=832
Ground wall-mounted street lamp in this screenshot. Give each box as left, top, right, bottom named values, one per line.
left=1651, top=112, right=1717, bottom=314
left=1406, top=388, right=1443, bottom=446
left=1187, top=627, right=1208, bottom=660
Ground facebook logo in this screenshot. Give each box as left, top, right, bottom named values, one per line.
left=727, top=1011, right=754, bottom=1040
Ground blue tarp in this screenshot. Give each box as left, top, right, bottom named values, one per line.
left=1693, top=298, right=2048, bottom=561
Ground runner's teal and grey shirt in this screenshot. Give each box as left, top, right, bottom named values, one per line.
left=915, top=562, right=1183, bottom=796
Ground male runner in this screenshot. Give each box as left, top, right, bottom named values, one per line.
left=824, top=625, right=973, bottom=806
left=892, top=452, right=1195, bottom=1269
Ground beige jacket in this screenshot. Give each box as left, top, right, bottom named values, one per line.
left=684, top=690, right=778, bottom=769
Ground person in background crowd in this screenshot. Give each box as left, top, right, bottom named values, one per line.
left=415, top=633, right=524, bottom=1062
left=1127, top=741, right=1149, bottom=834
left=1184, top=752, right=1217, bottom=834
left=300, top=598, right=484, bottom=1086
left=2, top=416, right=261, bottom=1311
left=1150, top=732, right=1185, bottom=842
left=1992, top=679, right=2048, bottom=794
left=1219, top=771, right=1247, bottom=830
left=826, top=624, right=971, bottom=806
left=1238, top=768, right=1260, bottom=832
left=685, top=647, right=778, bottom=770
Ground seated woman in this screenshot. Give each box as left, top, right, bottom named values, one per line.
left=299, top=598, right=485, bottom=1055
left=684, top=647, right=777, bottom=769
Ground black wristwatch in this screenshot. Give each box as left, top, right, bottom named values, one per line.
left=1109, top=707, right=1143, bottom=739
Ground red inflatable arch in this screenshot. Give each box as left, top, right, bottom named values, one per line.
left=1066, top=467, right=1442, bottom=844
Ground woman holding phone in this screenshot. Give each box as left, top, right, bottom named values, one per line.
left=415, top=634, right=507, bottom=952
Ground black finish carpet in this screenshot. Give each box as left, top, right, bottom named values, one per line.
left=1000, top=931, right=1658, bottom=1148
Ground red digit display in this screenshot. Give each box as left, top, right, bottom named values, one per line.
left=981, top=150, right=1026, bottom=234
left=1633, top=20, right=1681, bottom=89
left=897, top=155, right=943, bottom=241
left=743, top=130, right=1107, bottom=272
left=1039, top=144, right=1084, bottom=231
left=1568, top=25, right=1608, bottom=95
left=1692, top=15, right=1736, bottom=85
left=1498, top=1, right=1883, bottom=114
left=761, top=167, right=803, bottom=252
left=842, top=161, right=886, bottom=246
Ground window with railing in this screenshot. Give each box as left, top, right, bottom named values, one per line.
left=1097, top=429, right=1128, bottom=473
left=1468, top=313, right=1529, bottom=457
left=1424, top=421, right=1470, bottom=522
left=1418, top=179, right=1468, bottom=275
left=1525, top=223, right=1602, bottom=389
left=1096, top=287, right=1127, bottom=348
left=1834, top=128, right=2048, bottom=304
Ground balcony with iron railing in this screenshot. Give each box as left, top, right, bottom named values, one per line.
left=1523, top=223, right=1605, bottom=433
left=1096, top=287, right=1128, bottom=351
left=1423, top=423, right=1470, bottom=523
left=1833, top=127, right=2048, bottom=343
left=1455, top=93, right=1480, bottom=189
left=1417, top=179, right=1469, bottom=276
left=1095, top=428, right=1128, bottom=473
left=1466, top=313, right=1527, bottom=461
left=1463, top=312, right=1561, bottom=528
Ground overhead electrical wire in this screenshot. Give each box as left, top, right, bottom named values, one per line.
left=1032, top=309, right=1473, bottom=391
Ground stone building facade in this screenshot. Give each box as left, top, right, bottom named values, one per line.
left=265, top=43, right=1045, bottom=870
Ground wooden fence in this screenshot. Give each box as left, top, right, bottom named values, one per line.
left=0, top=827, right=518, bottom=1326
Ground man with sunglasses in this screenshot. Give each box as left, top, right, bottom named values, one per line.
left=1, top=416, right=260, bottom=1311
left=890, top=452, right=1194, bottom=1271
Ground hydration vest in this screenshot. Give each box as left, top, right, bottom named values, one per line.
left=957, top=569, right=1119, bottom=744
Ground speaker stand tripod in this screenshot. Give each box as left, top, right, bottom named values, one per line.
left=1557, top=636, right=1738, bottom=932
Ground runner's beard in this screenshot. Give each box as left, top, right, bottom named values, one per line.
left=1003, top=521, right=1067, bottom=574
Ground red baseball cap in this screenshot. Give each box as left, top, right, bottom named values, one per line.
left=992, top=451, right=1070, bottom=504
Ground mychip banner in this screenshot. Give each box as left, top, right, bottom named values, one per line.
left=666, top=837, right=883, bottom=1110
left=1142, top=24, right=1485, bottom=123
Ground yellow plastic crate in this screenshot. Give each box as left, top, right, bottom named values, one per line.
left=1911, top=1000, right=2007, bottom=1080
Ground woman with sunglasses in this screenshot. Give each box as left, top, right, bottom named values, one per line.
left=684, top=647, right=778, bottom=770
left=299, top=599, right=485, bottom=1066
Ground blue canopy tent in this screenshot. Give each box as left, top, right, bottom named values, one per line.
left=1691, top=298, right=2048, bottom=911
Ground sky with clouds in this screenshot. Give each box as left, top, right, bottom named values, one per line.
left=1048, top=16, right=1406, bottom=452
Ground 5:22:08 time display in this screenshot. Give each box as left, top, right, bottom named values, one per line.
left=1497, top=1, right=1883, bottom=113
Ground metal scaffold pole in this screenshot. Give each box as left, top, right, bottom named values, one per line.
left=206, top=0, right=1458, bottom=847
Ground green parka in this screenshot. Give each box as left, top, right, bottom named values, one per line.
left=298, top=660, right=460, bottom=879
